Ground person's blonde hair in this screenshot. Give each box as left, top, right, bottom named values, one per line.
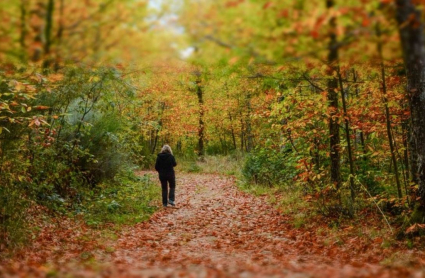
left=161, top=144, right=173, bottom=155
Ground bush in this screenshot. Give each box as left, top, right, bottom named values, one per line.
left=82, top=170, right=160, bottom=226
left=0, top=66, right=159, bottom=247
left=243, top=146, right=298, bottom=186
left=0, top=179, right=29, bottom=249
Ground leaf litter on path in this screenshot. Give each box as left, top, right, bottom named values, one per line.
left=1, top=172, right=425, bottom=277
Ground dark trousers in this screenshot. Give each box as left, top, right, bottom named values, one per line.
left=159, top=174, right=175, bottom=206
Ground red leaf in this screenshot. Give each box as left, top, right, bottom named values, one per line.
left=362, top=17, right=370, bottom=27
left=263, top=2, right=273, bottom=9
left=279, top=9, right=289, bottom=18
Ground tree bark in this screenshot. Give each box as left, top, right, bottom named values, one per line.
left=151, top=102, right=165, bottom=154
left=228, top=112, right=237, bottom=150
left=376, top=23, right=403, bottom=198
left=402, top=120, right=410, bottom=182
left=327, top=0, right=341, bottom=191
left=352, top=69, right=367, bottom=160
left=239, top=110, right=245, bottom=152
left=395, top=0, right=425, bottom=210
left=43, top=0, right=54, bottom=68
left=337, top=66, right=355, bottom=201
left=19, top=0, right=28, bottom=61
left=30, top=1, right=45, bottom=62
left=196, top=78, right=205, bottom=157
left=245, top=92, right=253, bottom=152
left=54, top=0, right=64, bottom=71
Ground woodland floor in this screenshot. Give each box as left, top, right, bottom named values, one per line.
left=1, top=172, right=425, bottom=277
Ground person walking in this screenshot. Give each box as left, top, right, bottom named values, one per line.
left=155, top=144, right=177, bottom=207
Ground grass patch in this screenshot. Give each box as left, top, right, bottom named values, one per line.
left=179, top=153, right=244, bottom=176
left=81, top=170, right=160, bottom=227
left=293, top=212, right=307, bottom=228
left=238, top=181, right=309, bottom=214
left=238, top=182, right=271, bottom=196
left=380, top=250, right=417, bottom=267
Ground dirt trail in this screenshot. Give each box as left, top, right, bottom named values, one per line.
left=98, top=173, right=424, bottom=278
left=1, top=172, right=424, bottom=277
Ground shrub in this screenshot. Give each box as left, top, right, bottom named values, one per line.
left=0, top=66, right=158, bottom=247
left=242, top=146, right=298, bottom=186
left=82, top=171, right=160, bottom=226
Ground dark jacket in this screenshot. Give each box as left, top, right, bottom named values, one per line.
left=155, top=152, right=177, bottom=177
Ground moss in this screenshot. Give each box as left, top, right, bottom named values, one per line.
left=397, top=204, right=425, bottom=239
left=409, top=205, right=425, bottom=224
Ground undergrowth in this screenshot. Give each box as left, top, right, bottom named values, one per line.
left=240, top=176, right=423, bottom=260
left=81, top=169, right=160, bottom=227
left=237, top=181, right=311, bottom=226
left=178, top=153, right=244, bottom=176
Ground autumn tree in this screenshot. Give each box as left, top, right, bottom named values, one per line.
left=325, top=0, right=342, bottom=197
left=395, top=0, right=425, bottom=219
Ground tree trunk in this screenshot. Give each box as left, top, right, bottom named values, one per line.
left=54, top=0, right=64, bottom=71
left=225, top=87, right=237, bottom=151
left=395, top=0, right=425, bottom=211
left=352, top=69, right=367, bottom=160
left=337, top=66, right=355, bottom=201
left=240, top=111, right=245, bottom=152
left=245, top=93, right=253, bottom=152
left=376, top=23, right=403, bottom=198
left=402, top=120, right=410, bottom=182
left=327, top=0, right=341, bottom=191
left=19, top=0, right=28, bottom=61
left=228, top=112, right=237, bottom=150
left=43, top=0, right=54, bottom=68
left=196, top=78, right=205, bottom=157
left=151, top=102, right=165, bottom=154
left=30, top=1, right=45, bottom=62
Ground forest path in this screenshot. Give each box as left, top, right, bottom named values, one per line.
left=100, top=172, right=419, bottom=278
left=1, top=172, right=423, bottom=277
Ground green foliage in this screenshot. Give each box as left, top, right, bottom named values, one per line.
left=356, top=160, right=385, bottom=196
left=205, top=141, right=236, bottom=155
left=0, top=68, right=50, bottom=248
left=0, top=65, right=160, bottom=247
left=82, top=171, right=160, bottom=226
left=187, top=163, right=202, bottom=173
left=243, top=145, right=298, bottom=186
left=0, top=181, right=29, bottom=248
